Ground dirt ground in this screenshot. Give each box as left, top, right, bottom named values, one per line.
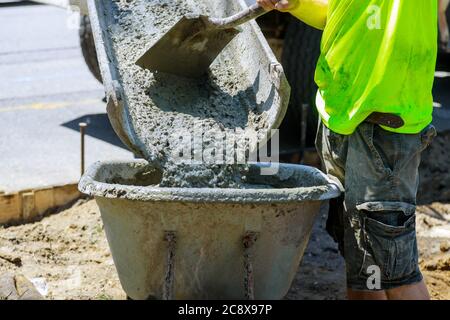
left=0, top=200, right=125, bottom=300
left=0, top=198, right=448, bottom=300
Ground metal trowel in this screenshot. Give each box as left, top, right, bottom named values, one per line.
left=135, top=3, right=272, bottom=78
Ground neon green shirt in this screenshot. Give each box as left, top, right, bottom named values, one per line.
left=292, top=0, right=438, bottom=135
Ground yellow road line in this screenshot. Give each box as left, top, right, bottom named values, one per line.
left=0, top=99, right=101, bottom=113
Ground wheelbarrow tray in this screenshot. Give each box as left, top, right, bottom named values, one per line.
left=79, top=161, right=340, bottom=300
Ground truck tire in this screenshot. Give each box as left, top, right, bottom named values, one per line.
left=80, top=15, right=102, bottom=83
left=280, top=18, right=322, bottom=148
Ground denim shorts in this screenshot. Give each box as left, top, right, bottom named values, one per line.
left=316, top=121, right=437, bottom=291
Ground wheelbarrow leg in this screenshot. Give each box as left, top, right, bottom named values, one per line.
left=243, top=231, right=259, bottom=300
left=163, top=231, right=176, bottom=300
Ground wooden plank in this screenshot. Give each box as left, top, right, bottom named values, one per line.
left=0, top=193, right=21, bottom=224
left=53, top=184, right=80, bottom=207
left=21, top=192, right=36, bottom=221
left=35, top=188, right=55, bottom=215
left=0, top=184, right=81, bottom=225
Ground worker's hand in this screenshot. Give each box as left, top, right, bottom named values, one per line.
left=257, top=0, right=298, bottom=12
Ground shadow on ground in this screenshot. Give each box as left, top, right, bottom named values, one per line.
left=0, top=1, right=38, bottom=8
left=61, top=113, right=128, bottom=150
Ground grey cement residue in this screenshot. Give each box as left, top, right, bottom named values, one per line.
left=79, top=160, right=339, bottom=203
left=106, top=0, right=269, bottom=188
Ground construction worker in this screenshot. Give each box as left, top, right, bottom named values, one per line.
left=257, top=0, right=437, bottom=300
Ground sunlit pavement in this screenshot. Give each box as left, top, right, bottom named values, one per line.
left=0, top=3, right=133, bottom=193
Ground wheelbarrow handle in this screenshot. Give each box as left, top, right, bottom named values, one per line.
left=210, top=3, right=273, bottom=29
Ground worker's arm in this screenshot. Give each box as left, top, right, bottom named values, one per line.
left=256, top=0, right=328, bottom=30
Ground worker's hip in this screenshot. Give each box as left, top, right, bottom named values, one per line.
left=315, top=119, right=437, bottom=194
left=315, top=119, right=436, bottom=290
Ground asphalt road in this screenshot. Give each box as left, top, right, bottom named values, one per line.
left=0, top=3, right=132, bottom=193
left=0, top=3, right=449, bottom=193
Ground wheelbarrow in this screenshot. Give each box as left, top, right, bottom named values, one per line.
left=79, top=160, right=341, bottom=300
left=80, top=0, right=341, bottom=300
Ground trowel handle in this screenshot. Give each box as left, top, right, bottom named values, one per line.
left=210, top=3, right=272, bottom=29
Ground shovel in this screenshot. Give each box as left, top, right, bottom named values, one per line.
left=135, top=3, right=272, bottom=78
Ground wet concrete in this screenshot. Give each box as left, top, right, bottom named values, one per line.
left=103, top=0, right=276, bottom=188
left=79, top=160, right=340, bottom=203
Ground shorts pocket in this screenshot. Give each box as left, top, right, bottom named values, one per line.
left=357, top=201, right=418, bottom=281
